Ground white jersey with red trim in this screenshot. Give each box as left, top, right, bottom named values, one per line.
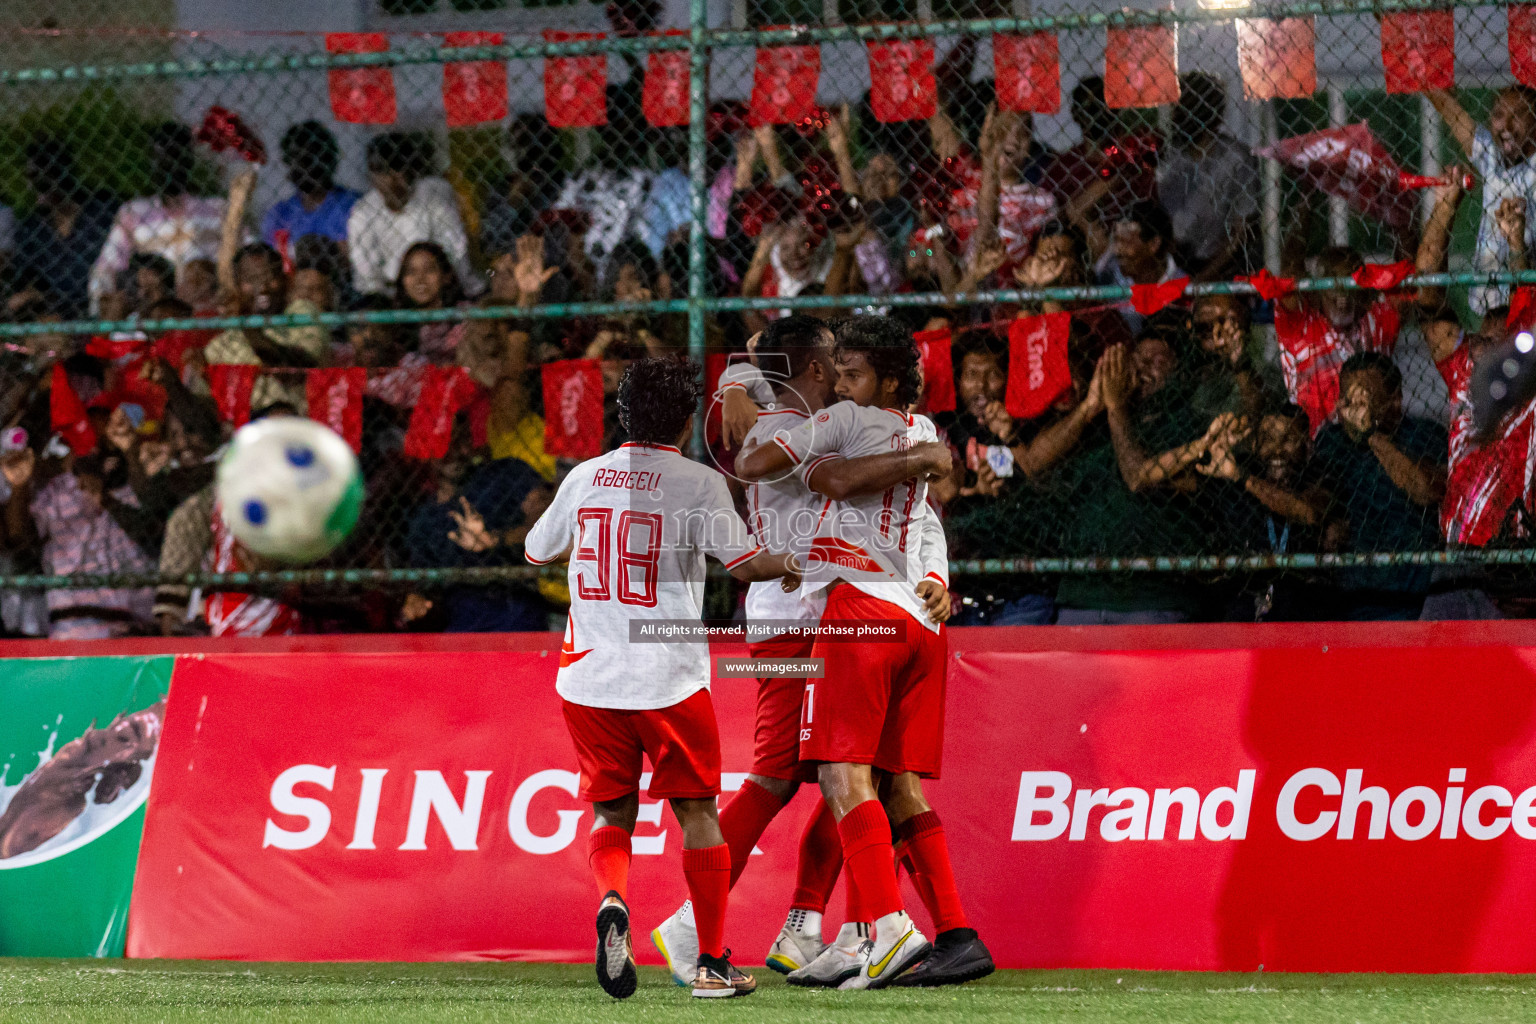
left=742, top=408, right=829, bottom=635
left=525, top=442, right=761, bottom=710
left=771, top=401, right=948, bottom=633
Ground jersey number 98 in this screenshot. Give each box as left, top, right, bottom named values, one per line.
left=574, top=507, right=663, bottom=606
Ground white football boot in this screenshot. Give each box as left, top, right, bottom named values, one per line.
left=838, top=911, right=931, bottom=990
left=786, top=922, right=870, bottom=988
left=649, top=900, right=698, bottom=987
left=765, top=908, right=827, bottom=975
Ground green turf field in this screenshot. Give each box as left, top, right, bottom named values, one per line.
left=1, top=961, right=1534, bottom=1023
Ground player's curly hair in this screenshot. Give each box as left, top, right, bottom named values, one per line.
left=618, top=356, right=704, bottom=446
left=832, top=314, right=923, bottom=408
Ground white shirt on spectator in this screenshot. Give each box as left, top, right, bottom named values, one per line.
left=1469, top=123, right=1536, bottom=315
left=1156, top=134, right=1259, bottom=264
left=89, top=194, right=233, bottom=312
left=554, top=168, right=654, bottom=265
left=347, top=176, right=478, bottom=298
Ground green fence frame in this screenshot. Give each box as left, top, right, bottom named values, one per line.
left=0, top=0, right=1526, bottom=589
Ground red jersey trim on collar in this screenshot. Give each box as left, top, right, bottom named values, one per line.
left=620, top=442, right=681, bottom=453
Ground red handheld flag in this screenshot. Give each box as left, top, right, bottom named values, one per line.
left=643, top=33, right=690, bottom=128
left=1510, top=287, right=1536, bottom=333
left=1352, top=260, right=1414, bottom=292
left=544, top=31, right=608, bottom=128
left=993, top=33, right=1060, bottom=115
left=1398, top=170, right=1476, bottom=190
left=271, top=229, right=295, bottom=277
left=866, top=39, right=937, bottom=124
left=50, top=363, right=98, bottom=456
left=749, top=39, right=821, bottom=127
left=1241, top=269, right=1297, bottom=302
left=1257, top=123, right=1416, bottom=229
left=404, top=366, right=479, bottom=461
left=914, top=328, right=956, bottom=414
left=208, top=364, right=258, bottom=429
left=85, top=335, right=148, bottom=361
left=1005, top=312, right=1072, bottom=420
left=541, top=359, right=606, bottom=459
left=326, top=34, right=396, bottom=125
left=1236, top=17, right=1316, bottom=101
left=1104, top=25, right=1180, bottom=109
left=306, top=368, right=366, bottom=454
left=1381, top=11, right=1455, bottom=94
left=194, top=106, right=267, bottom=164
left=1131, top=276, right=1190, bottom=317
left=443, top=31, right=508, bottom=128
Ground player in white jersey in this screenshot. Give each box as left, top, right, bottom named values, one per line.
left=735, top=315, right=995, bottom=990
left=649, top=317, right=952, bottom=985
left=524, top=358, right=800, bottom=1001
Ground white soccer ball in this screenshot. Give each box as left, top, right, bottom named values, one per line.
left=215, top=417, right=363, bottom=564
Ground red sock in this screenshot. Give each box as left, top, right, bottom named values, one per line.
left=892, top=839, right=939, bottom=928
left=896, top=811, right=969, bottom=933
left=836, top=800, right=902, bottom=922
left=588, top=826, right=631, bottom=900
left=791, top=797, right=842, bottom=911
left=844, top=864, right=867, bottom=922
left=683, top=844, right=732, bottom=959
left=718, top=779, right=786, bottom=889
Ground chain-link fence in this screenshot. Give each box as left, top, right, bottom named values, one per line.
left=0, top=0, right=1533, bottom=636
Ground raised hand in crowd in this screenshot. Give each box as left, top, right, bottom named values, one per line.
left=1, top=446, right=35, bottom=493
left=1498, top=197, right=1528, bottom=271
left=447, top=496, right=497, bottom=553
left=512, top=234, right=559, bottom=307
left=959, top=242, right=1008, bottom=294
left=824, top=103, right=859, bottom=196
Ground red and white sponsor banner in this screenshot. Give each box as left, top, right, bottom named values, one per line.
left=124, top=624, right=1536, bottom=970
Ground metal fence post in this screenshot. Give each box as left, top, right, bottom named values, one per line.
left=687, top=0, right=710, bottom=459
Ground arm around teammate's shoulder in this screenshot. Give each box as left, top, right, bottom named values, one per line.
left=728, top=549, right=803, bottom=591
left=806, top=441, right=952, bottom=500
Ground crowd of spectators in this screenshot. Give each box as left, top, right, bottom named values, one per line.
left=0, top=34, right=1533, bottom=638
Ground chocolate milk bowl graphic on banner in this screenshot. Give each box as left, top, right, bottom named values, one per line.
left=0, top=657, right=171, bottom=956
left=0, top=701, right=164, bottom=866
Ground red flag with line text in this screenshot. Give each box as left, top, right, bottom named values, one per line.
left=404, top=366, right=479, bottom=460
left=994, top=33, right=1061, bottom=114
left=1006, top=312, right=1071, bottom=419
left=1236, top=17, right=1316, bottom=101
left=541, top=359, right=605, bottom=458
left=544, top=31, right=608, bottom=128
left=208, top=364, right=258, bottom=429
left=867, top=39, right=936, bottom=123
left=643, top=33, right=690, bottom=127
left=326, top=34, right=396, bottom=125
left=1382, top=11, right=1455, bottom=94
left=749, top=40, right=821, bottom=126
left=1105, top=25, right=1180, bottom=109
left=443, top=32, right=507, bottom=128
left=306, top=368, right=366, bottom=454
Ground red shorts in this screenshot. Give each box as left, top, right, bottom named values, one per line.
left=798, top=586, right=948, bottom=778
left=562, top=688, right=721, bottom=802
left=747, top=632, right=818, bottom=783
